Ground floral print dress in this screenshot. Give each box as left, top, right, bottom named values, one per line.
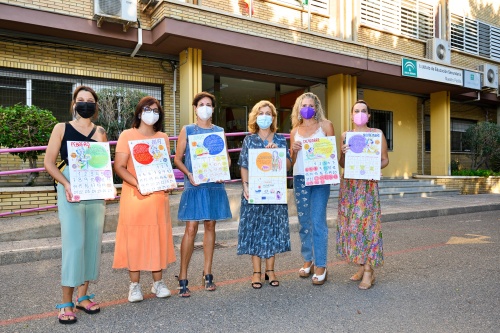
left=237, top=133, right=291, bottom=259
left=336, top=130, right=384, bottom=267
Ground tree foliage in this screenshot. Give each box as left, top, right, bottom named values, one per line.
left=0, top=104, right=58, bottom=185
left=463, top=121, right=500, bottom=171
left=96, top=87, right=147, bottom=141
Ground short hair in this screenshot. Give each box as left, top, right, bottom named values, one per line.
left=192, top=92, right=216, bottom=108
left=248, top=100, right=278, bottom=134
left=70, top=86, right=99, bottom=120
left=290, top=92, right=327, bottom=129
left=131, top=96, right=164, bottom=132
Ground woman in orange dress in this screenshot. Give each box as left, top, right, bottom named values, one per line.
left=112, top=96, right=176, bottom=302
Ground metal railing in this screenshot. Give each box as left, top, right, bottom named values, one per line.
left=0, top=132, right=291, bottom=217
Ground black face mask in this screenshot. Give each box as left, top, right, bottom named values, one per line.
left=75, top=102, right=96, bottom=119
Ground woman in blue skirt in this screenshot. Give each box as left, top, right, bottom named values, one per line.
left=174, top=92, right=232, bottom=297
left=237, top=101, right=292, bottom=289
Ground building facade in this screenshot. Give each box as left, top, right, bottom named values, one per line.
left=0, top=0, right=499, bottom=184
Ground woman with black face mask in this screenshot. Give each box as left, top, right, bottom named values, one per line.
left=44, top=85, right=114, bottom=324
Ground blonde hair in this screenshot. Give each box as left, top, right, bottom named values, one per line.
left=290, top=92, right=327, bottom=129
left=248, top=100, right=278, bottom=134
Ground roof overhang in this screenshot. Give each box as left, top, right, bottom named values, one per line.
left=0, top=3, right=498, bottom=105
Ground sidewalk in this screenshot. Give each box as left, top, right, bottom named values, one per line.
left=0, top=193, right=499, bottom=265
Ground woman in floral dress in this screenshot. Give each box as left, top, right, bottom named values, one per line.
left=237, top=100, right=292, bottom=289
left=337, top=100, right=389, bottom=290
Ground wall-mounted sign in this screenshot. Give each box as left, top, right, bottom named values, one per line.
left=402, top=58, right=463, bottom=86
left=463, top=70, right=481, bottom=90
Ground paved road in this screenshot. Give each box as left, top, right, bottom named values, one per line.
left=1, top=211, right=499, bottom=333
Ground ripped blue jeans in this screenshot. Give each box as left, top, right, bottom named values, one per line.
left=293, top=175, right=330, bottom=268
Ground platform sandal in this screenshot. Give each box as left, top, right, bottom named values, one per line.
left=265, top=270, right=279, bottom=287
left=76, top=294, right=100, bottom=314
left=178, top=279, right=191, bottom=297
left=203, top=272, right=216, bottom=291
left=56, top=302, right=77, bottom=324
left=298, top=262, right=314, bottom=278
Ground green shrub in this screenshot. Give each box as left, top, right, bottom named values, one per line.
left=0, top=104, right=58, bottom=185
left=451, top=169, right=500, bottom=177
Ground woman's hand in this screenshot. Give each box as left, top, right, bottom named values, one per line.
left=63, top=183, right=77, bottom=202
left=341, top=143, right=350, bottom=154
left=291, top=140, right=302, bottom=152
left=137, top=183, right=153, bottom=196
left=187, top=172, right=199, bottom=186
left=242, top=182, right=249, bottom=200
left=265, top=142, right=278, bottom=149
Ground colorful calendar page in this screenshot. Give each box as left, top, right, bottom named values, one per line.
left=344, top=131, right=382, bottom=180
left=188, top=132, right=230, bottom=184
left=248, top=148, right=287, bottom=204
left=301, top=136, right=340, bottom=186
left=66, top=141, right=115, bottom=201
left=129, top=138, right=177, bottom=193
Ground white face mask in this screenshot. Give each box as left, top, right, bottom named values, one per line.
left=141, top=112, right=159, bottom=125
left=197, top=105, right=213, bottom=120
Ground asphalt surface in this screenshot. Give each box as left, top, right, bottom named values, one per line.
left=0, top=200, right=499, bottom=332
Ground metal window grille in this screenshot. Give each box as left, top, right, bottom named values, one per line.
left=451, top=14, right=500, bottom=61
left=369, top=109, right=393, bottom=150
left=0, top=69, right=162, bottom=122
left=361, top=0, right=434, bottom=41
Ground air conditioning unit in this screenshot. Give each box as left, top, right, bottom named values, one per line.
left=426, top=38, right=451, bottom=64
left=94, top=0, right=137, bottom=22
left=477, top=64, right=499, bottom=89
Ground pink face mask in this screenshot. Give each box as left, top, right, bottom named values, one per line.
left=353, top=112, right=368, bottom=126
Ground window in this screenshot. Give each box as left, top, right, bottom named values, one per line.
left=275, top=0, right=329, bottom=15
left=0, top=76, right=26, bottom=106
left=360, top=0, right=434, bottom=41
left=0, top=69, right=162, bottom=122
left=424, top=116, right=476, bottom=152
left=369, top=109, right=393, bottom=150
left=451, top=14, right=500, bottom=60
left=451, top=118, right=476, bottom=152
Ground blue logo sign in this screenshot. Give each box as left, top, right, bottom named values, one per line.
left=402, top=58, right=417, bottom=77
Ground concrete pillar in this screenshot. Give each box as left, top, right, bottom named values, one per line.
left=430, top=91, right=450, bottom=175
left=326, top=74, right=357, bottom=162
left=179, top=48, right=202, bottom=127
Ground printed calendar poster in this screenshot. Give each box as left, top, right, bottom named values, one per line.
left=188, top=132, right=230, bottom=184
left=301, top=136, right=340, bottom=186
left=248, top=148, right=287, bottom=204
left=129, top=138, right=177, bottom=193
left=66, top=141, right=115, bottom=201
left=344, top=132, right=382, bottom=180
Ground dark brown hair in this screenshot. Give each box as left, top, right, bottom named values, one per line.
left=192, top=92, right=216, bottom=108
left=131, top=96, right=164, bottom=132
left=70, top=86, right=99, bottom=120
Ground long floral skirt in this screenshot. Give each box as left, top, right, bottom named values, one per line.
left=336, top=178, right=384, bottom=267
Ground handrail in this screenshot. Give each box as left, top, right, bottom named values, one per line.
left=0, top=131, right=291, bottom=217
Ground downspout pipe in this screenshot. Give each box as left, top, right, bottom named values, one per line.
left=131, top=21, right=143, bottom=57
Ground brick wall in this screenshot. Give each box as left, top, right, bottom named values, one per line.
left=0, top=186, right=122, bottom=217
left=0, top=151, right=53, bottom=186
left=0, top=36, right=179, bottom=185
left=414, top=176, right=500, bottom=195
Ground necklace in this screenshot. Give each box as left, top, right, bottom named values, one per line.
left=258, top=131, right=273, bottom=146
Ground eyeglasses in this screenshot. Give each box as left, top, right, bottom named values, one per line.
left=143, top=106, right=160, bottom=114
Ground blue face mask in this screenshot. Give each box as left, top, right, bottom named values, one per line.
left=256, top=115, right=273, bottom=129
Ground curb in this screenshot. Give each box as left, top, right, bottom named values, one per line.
left=1, top=203, right=499, bottom=266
